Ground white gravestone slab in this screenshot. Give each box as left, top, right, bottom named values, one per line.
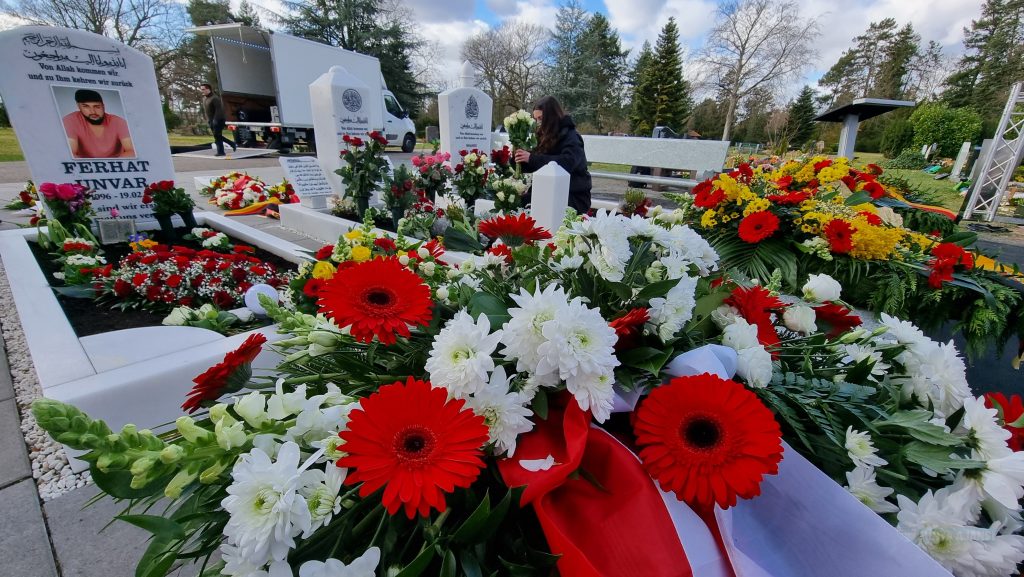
left=951, top=141, right=972, bottom=179
left=309, top=65, right=383, bottom=207
left=438, top=61, right=493, bottom=161
left=279, top=156, right=333, bottom=208
left=0, top=26, right=174, bottom=223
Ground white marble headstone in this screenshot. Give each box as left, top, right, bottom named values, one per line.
left=438, top=61, right=493, bottom=162
left=279, top=156, right=332, bottom=208
left=951, top=141, right=972, bottom=178
left=0, top=26, right=174, bottom=223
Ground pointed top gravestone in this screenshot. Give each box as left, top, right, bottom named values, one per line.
left=0, top=26, right=174, bottom=223
left=438, top=61, right=493, bottom=162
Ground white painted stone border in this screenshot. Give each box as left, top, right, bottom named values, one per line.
left=0, top=211, right=310, bottom=471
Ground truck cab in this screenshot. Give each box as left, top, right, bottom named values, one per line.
left=188, top=24, right=417, bottom=153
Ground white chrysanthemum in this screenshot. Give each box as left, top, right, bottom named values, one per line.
left=647, top=275, right=698, bottom=341
left=844, top=466, right=898, bottom=513
left=501, top=284, right=570, bottom=373
left=895, top=337, right=971, bottom=419
left=735, top=345, right=773, bottom=388
left=220, top=545, right=292, bottom=577
left=802, top=273, right=842, bottom=302
left=898, top=490, right=1024, bottom=577
left=426, top=310, right=504, bottom=398
left=960, top=396, right=1013, bottom=460
left=841, top=344, right=889, bottom=377
left=298, top=547, right=380, bottom=577
left=845, top=427, right=888, bottom=468
left=464, top=366, right=534, bottom=456
left=782, top=305, right=816, bottom=334
left=722, top=318, right=760, bottom=351
left=566, top=210, right=631, bottom=282
left=962, top=450, right=1024, bottom=510
left=222, top=442, right=312, bottom=567
left=535, top=298, right=620, bottom=422
left=659, top=225, right=719, bottom=275
left=880, top=313, right=927, bottom=344
left=300, top=465, right=346, bottom=538
left=550, top=253, right=584, bottom=272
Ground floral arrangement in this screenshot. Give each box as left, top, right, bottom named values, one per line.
left=684, top=157, right=1024, bottom=359
left=337, top=131, right=390, bottom=218
left=490, top=145, right=514, bottom=178
left=488, top=175, right=529, bottom=213
left=142, top=180, right=196, bottom=216
left=397, top=192, right=445, bottom=240
left=94, top=243, right=290, bottom=311
left=163, top=303, right=252, bottom=335
left=38, top=181, right=93, bottom=230
left=410, top=149, right=452, bottom=202
left=203, top=173, right=298, bottom=211
left=451, top=148, right=490, bottom=208
left=504, top=110, right=536, bottom=177
left=329, top=195, right=358, bottom=220
left=51, top=234, right=107, bottom=285
left=620, top=187, right=653, bottom=217
left=5, top=179, right=37, bottom=209
left=183, top=227, right=234, bottom=252
left=201, top=171, right=249, bottom=196
left=32, top=207, right=1024, bottom=577
left=266, top=179, right=300, bottom=205
left=381, top=164, right=416, bottom=219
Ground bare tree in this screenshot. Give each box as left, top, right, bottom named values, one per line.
left=764, top=108, right=794, bottom=154
left=702, top=0, right=818, bottom=141
left=462, top=20, right=549, bottom=117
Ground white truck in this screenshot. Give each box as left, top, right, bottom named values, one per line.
left=188, top=24, right=417, bottom=152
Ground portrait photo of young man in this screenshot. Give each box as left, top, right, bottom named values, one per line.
left=56, top=87, right=136, bottom=159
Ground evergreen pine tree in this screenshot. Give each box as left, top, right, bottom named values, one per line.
left=874, top=23, right=919, bottom=99
left=579, top=13, right=628, bottom=132
left=236, top=0, right=261, bottom=27
left=644, top=18, right=692, bottom=134
left=546, top=0, right=592, bottom=123
left=787, top=86, right=817, bottom=148
left=628, top=41, right=656, bottom=135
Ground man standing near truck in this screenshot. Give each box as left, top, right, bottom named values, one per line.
left=200, top=83, right=236, bottom=157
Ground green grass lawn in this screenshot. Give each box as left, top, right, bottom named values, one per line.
left=0, top=127, right=219, bottom=161
left=851, top=151, right=965, bottom=212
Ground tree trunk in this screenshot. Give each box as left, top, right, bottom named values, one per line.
left=721, top=93, right=739, bottom=142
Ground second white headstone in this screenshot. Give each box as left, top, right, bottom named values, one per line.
left=438, top=61, right=493, bottom=163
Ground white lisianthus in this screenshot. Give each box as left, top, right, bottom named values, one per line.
left=162, top=306, right=194, bottom=326
left=802, top=273, right=842, bottom=302
left=300, top=465, right=346, bottom=538
left=222, top=442, right=312, bottom=566
left=235, top=391, right=270, bottom=428
left=782, top=305, right=816, bottom=334
left=501, top=284, right=570, bottom=374
left=722, top=318, right=760, bottom=351
left=845, top=427, right=888, bottom=468
left=216, top=418, right=248, bottom=450
left=959, top=396, right=1013, bottom=460
left=647, top=275, right=698, bottom=341
left=735, top=345, right=773, bottom=388
left=535, top=298, right=620, bottom=422
left=844, top=466, right=898, bottom=513
left=426, top=310, right=503, bottom=398
left=464, top=366, right=534, bottom=456
left=297, top=547, right=380, bottom=577
left=267, top=382, right=308, bottom=420
left=840, top=344, right=889, bottom=377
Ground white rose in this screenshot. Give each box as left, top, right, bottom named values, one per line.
left=398, top=255, right=410, bottom=266
left=802, top=273, right=842, bottom=302
left=783, top=305, right=817, bottom=334
left=497, top=191, right=506, bottom=201
left=736, top=345, right=773, bottom=388
left=436, top=286, right=449, bottom=301
left=420, top=261, right=436, bottom=276
left=476, top=167, right=485, bottom=175
left=722, top=318, right=760, bottom=351
left=162, top=306, right=193, bottom=326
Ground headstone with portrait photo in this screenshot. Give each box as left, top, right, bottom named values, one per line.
left=0, top=26, right=174, bottom=224
left=309, top=65, right=383, bottom=209
left=438, top=61, right=493, bottom=163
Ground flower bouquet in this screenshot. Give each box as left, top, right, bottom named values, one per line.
left=620, top=188, right=653, bottom=217
left=33, top=205, right=1024, bottom=577
left=266, top=179, right=301, bottom=205
left=5, top=179, right=37, bottom=209
left=183, top=227, right=235, bottom=252
left=490, top=145, right=514, bottom=178
left=382, top=164, right=416, bottom=230
left=38, top=181, right=93, bottom=232
left=683, top=158, right=1024, bottom=359
left=411, top=149, right=452, bottom=202
left=397, top=192, right=445, bottom=240
left=451, top=148, right=490, bottom=211
left=488, top=174, right=529, bottom=213
left=337, top=131, right=390, bottom=219
left=144, top=180, right=199, bottom=235
left=163, top=303, right=251, bottom=335
left=503, top=110, right=536, bottom=177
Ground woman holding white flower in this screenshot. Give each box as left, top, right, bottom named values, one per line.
left=513, top=96, right=592, bottom=215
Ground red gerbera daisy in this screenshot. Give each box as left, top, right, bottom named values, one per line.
left=823, top=219, right=856, bottom=253
left=609, top=307, right=650, bottom=351
left=302, top=278, right=326, bottom=298
left=862, top=181, right=886, bottom=200
left=182, top=333, right=267, bottom=413
left=724, top=285, right=785, bottom=351
left=737, top=211, right=780, bottom=243
left=692, top=181, right=726, bottom=209
left=812, top=302, right=862, bottom=337
left=634, top=373, right=783, bottom=509
left=338, top=377, right=489, bottom=518
left=487, top=244, right=513, bottom=264
left=317, top=257, right=433, bottom=345
left=985, top=393, right=1024, bottom=452
left=478, top=213, right=552, bottom=247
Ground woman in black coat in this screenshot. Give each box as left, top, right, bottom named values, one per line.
left=513, top=96, right=592, bottom=215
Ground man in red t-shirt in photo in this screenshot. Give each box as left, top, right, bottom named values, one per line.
left=61, top=89, right=136, bottom=159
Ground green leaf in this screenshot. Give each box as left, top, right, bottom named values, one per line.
left=531, top=389, right=548, bottom=420
left=844, top=191, right=872, bottom=206
left=52, top=285, right=96, bottom=299
left=459, top=550, right=483, bottom=577
left=135, top=537, right=180, bottom=577
left=475, top=489, right=514, bottom=543
left=619, top=346, right=672, bottom=374
left=904, top=442, right=983, bottom=474
left=878, top=410, right=962, bottom=446
left=634, top=277, right=680, bottom=302
left=116, top=514, right=186, bottom=540
left=439, top=549, right=457, bottom=577
left=443, top=226, right=484, bottom=252
left=941, top=231, right=977, bottom=246
left=468, top=292, right=510, bottom=331
left=395, top=545, right=436, bottom=577
left=90, top=467, right=166, bottom=500
left=452, top=493, right=492, bottom=544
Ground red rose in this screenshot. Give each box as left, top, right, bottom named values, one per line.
left=113, top=279, right=132, bottom=296
left=213, top=290, right=234, bottom=308
left=231, top=267, right=248, bottom=282
left=132, top=273, right=148, bottom=287
left=166, top=274, right=183, bottom=288
left=374, top=237, right=397, bottom=252
left=315, top=244, right=335, bottom=260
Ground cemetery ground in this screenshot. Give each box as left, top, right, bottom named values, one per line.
left=0, top=150, right=1015, bottom=577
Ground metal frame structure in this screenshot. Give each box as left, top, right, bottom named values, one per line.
left=963, top=82, right=1024, bottom=221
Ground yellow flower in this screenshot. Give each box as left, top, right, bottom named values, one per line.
left=350, top=245, right=372, bottom=262
left=848, top=217, right=904, bottom=260
left=343, top=229, right=363, bottom=241
left=312, top=261, right=337, bottom=279
left=800, top=224, right=813, bottom=233
left=700, top=209, right=719, bottom=228
left=742, top=198, right=770, bottom=217
left=131, top=239, right=158, bottom=252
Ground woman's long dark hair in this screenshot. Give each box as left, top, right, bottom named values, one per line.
left=533, top=96, right=566, bottom=154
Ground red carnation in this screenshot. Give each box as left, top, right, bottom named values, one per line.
left=725, top=285, right=785, bottom=352
left=373, top=237, right=397, bottom=252
left=766, top=191, right=810, bottom=205
left=737, top=211, right=780, bottom=243
left=610, top=308, right=649, bottom=351
left=812, top=302, right=862, bottom=337
left=315, top=244, right=335, bottom=260
left=823, top=219, right=856, bottom=253
left=693, top=181, right=726, bottom=209
left=182, top=333, right=268, bottom=413
left=775, top=175, right=794, bottom=189
left=862, top=181, right=885, bottom=200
